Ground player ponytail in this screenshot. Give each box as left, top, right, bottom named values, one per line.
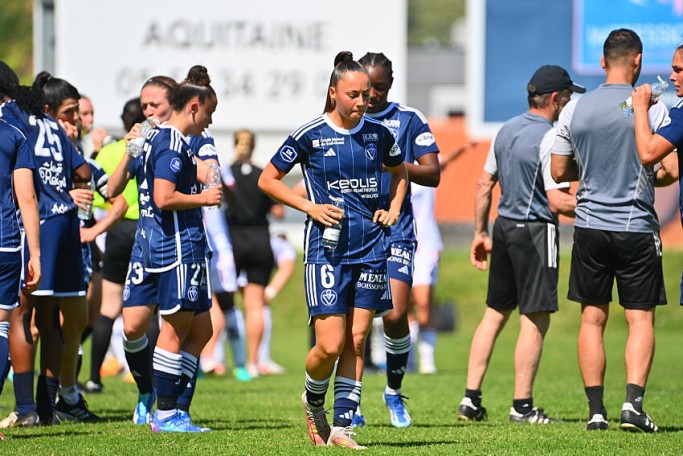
left=323, top=51, right=367, bottom=113
left=32, top=71, right=80, bottom=114
left=172, top=65, right=216, bottom=111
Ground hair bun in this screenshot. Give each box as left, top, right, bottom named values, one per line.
left=186, top=65, right=211, bottom=87
left=334, top=51, right=354, bottom=67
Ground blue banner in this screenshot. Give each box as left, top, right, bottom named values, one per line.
left=574, top=0, right=683, bottom=74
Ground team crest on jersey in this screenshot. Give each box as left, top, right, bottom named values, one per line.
left=170, top=157, right=182, bottom=173
left=187, top=285, right=199, bottom=302
left=279, top=145, right=297, bottom=163
left=415, top=132, right=435, bottom=146
left=365, top=143, right=377, bottom=160
left=320, top=289, right=338, bottom=307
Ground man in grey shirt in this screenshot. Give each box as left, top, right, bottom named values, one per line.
left=457, top=65, right=581, bottom=424
left=552, top=28, right=676, bottom=433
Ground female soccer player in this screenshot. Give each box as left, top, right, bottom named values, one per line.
left=0, top=70, right=94, bottom=426
left=110, top=67, right=221, bottom=432
left=355, top=51, right=440, bottom=428
left=0, top=63, right=42, bottom=408
left=259, top=51, right=407, bottom=449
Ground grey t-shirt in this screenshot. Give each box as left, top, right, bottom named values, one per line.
left=484, top=112, right=557, bottom=223
left=553, top=84, right=668, bottom=232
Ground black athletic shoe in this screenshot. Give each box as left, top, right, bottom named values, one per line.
left=586, top=413, right=609, bottom=431
left=457, top=397, right=488, bottom=421
left=54, top=394, right=99, bottom=422
left=509, top=407, right=559, bottom=424
left=620, top=403, right=658, bottom=433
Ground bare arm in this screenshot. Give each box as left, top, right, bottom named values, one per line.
left=547, top=187, right=576, bottom=217
left=265, top=258, right=295, bottom=303
left=374, top=162, right=408, bottom=227
left=441, top=142, right=478, bottom=171
left=406, top=152, right=440, bottom=187
left=80, top=195, right=129, bottom=243
left=471, top=171, right=496, bottom=271
left=154, top=178, right=222, bottom=211
left=258, top=162, right=342, bottom=227
left=632, top=84, right=676, bottom=166
left=14, top=168, right=41, bottom=292
left=551, top=154, right=578, bottom=183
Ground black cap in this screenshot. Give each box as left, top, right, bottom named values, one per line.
left=527, top=65, right=586, bottom=95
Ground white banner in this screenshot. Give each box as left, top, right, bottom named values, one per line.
left=53, top=0, right=407, bottom=133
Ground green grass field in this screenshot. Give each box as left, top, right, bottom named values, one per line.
left=1, top=247, right=682, bottom=454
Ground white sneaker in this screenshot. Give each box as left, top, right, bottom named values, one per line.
left=258, top=360, right=286, bottom=375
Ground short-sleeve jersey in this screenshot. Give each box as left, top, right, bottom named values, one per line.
left=0, top=101, right=85, bottom=221
left=270, top=114, right=403, bottom=264
left=94, top=140, right=139, bottom=220
left=189, top=129, right=219, bottom=162
left=0, top=119, right=35, bottom=251
left=135, top=125, right=207, bottom=271
left=366, top=102, right=439, bottom=243
left=484, top=112, right=556, bottom=223
left=654, top=100, right=683, bottom=223
left=553, top=84, right=668, bottom=232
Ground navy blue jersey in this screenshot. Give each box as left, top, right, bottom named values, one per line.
left=189, top=129, right=218, bottom=161
left=0, top=119, right=35, bottom=251
left=134, top=125, right=207, bottom=272
left=655, top=101, right=683, bottom=224
left=0, top=101, right=85, bottom=220
left=270, top=114, right=403, bottom=264
left=367, top=102, right=439, bottom=243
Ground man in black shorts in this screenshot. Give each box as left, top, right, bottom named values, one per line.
left=551, top=29, right=676, bottom=432
left=456, top=65, right=582, bottom=424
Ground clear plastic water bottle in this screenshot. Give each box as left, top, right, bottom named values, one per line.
left=322, top=197, right=344, bottom=250
left=620, top=75, right=669, bottom=116
left=126, top=117, right=159, bottom=157
left=205, top=162, right=222, bottom=210
left=77, top=179, right=95, bottom=221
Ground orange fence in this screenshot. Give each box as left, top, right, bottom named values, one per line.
left=430, top=116, right=683, bottom=248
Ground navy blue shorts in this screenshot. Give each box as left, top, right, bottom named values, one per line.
left=304, top=259, right=392, bottom=324
left=27, top=213, right=86, bottom=297
left=0, top=250, right=22, bottom=310
left=122, top=257, right=158, bottom=308
left=157, top=261, right=211, bottom=315
left=387, top=240, right=416, bottom=286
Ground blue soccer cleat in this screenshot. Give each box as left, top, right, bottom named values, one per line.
left=177, top=409, right=211, bottom=432
left=383, top=391, right=411, bottom=428
left=150, top=410, right=205, bottom=433
left=133, top=391, right=156, bottom=425
left=351, top=413, right=366, bottom=428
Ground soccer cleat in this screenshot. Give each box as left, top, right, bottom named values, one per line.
left=0, top=410, right=40, bottom=428
left=133, top=391, right=156, bottom=425
left=54, top=394, right=99, bottom=422
left=177, top=410, right=211, bottom=432
left=83, top=380, right=104, bottom=394
left=383, top=392, right=412, bottom=428
left=351, top=412, right=366, bottom=428
left=418, top=363, right=437, bottom=375
left=327, top=426, right=367, bottom=450
left=509, top=407, right=558, bottom=424
left=247, top=362, right=260, bottom=379
left=302, top=392, right=330, bottom=446
left=233, top=367, right=253, bottom=382
left=457, top=397, right=488, bottom=421
left=620, top=402, right=658, bottom=433
left=100, top=356, right=123, bottom=377
left=150, top=411, right=202, bottom=433
left=586, top=413, right=609, bottom=431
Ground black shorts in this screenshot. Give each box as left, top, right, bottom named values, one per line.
left=101, top=219, right=137, bottom=284
left=487, top=217, right=559, bottom=314
left=229, top=226, right=274, bottom=286
left=568, top=227, right=666, bottom=309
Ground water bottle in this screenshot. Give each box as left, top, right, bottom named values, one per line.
left=77, top=179, right=95, bottom=221
left=322, top=197, right=344, bottom=250
left=205, top=162, right=222, bottom=210
left=126, top=117, right=159, bottom=157
left=620, top=75, right=669, bottom=116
